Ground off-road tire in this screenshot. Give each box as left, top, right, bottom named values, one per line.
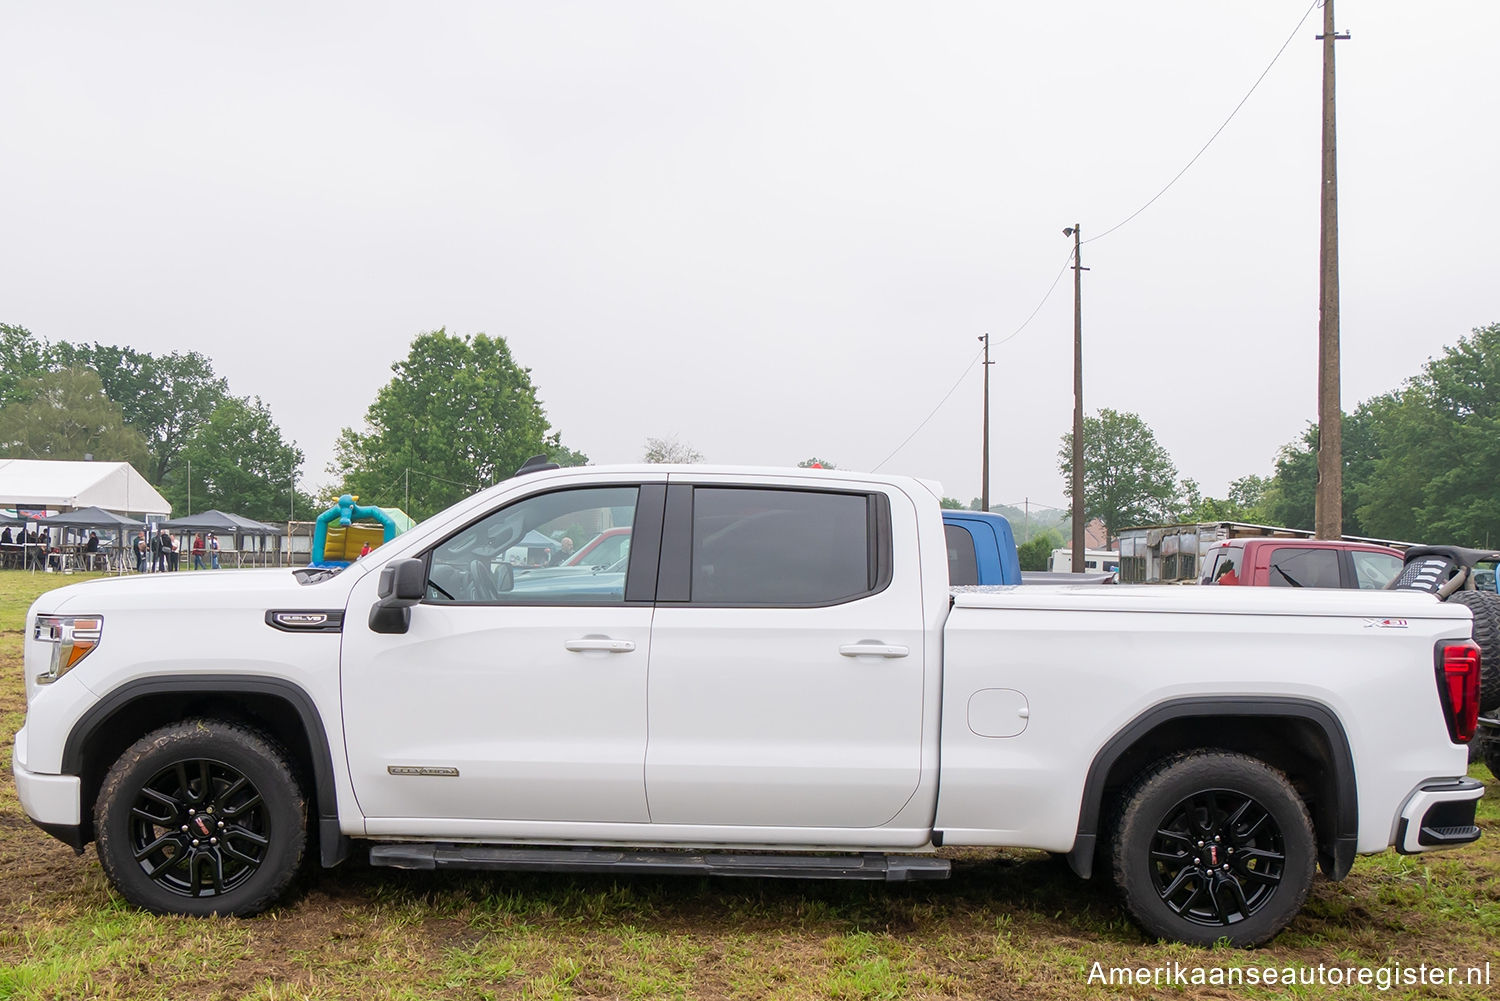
left=95, top=720, right=306, bottom=917
left=1448, top=591, right=1500, bottom=713
left=1112, top=751, right=1315, bottom=947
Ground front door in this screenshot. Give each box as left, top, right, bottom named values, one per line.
left=341, top=481, right=661, bottom=831
left=644, top=480, right=928, bottom=830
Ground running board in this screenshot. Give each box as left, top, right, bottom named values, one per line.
left=368, top=843, right=951, bottom=882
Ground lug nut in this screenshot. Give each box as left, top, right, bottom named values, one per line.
left=181, top=825, right=189, bottom=832
left=217, top=821, right=225, bottom=829
left=188, top=809, right=196, bottom=816
left=210, top=838, right=218, bottom=846
left=191, top=839, right=200, bottom=847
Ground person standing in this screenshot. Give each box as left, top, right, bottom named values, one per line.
left=192, top=533, right=206, bottom=570
left=149, top=528, right=165, bottom=573
left=165, top=532, right=180, bottom=572
left=135, top=531, right=148, bottom=572
left=208, top=532, right=220, bottom=569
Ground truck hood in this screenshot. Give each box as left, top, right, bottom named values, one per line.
left=952, top=583, right=1468, bottom=621
left=32, top=567, right=366, bottom=617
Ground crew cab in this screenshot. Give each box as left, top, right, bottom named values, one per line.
left=1201, top=538, right=1404, bottom=589
left=13, top=463, right=1485, bottom=946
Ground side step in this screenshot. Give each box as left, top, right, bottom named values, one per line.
left=368, top=843, right=951, bottom=882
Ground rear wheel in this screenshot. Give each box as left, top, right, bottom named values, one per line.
left=1112, top=751, right=1315, bottom=947
left=95, top=720, right=306, bottom=916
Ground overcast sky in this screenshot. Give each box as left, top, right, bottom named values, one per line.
left=3, top=2, right=1496, bottom=511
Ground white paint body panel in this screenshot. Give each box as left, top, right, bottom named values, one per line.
left=11, top=464, right=1476, bottom=866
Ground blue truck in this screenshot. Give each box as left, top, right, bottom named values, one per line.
left=943, top=510, right=1115, bottom=586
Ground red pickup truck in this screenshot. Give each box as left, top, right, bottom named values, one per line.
left=1200, top=538, right=1403, bottom=589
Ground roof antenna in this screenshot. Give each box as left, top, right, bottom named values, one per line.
left=513, top=455, right=560, bottom=477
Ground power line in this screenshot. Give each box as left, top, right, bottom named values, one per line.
left=871, top=347, right=985, bottom=472
left=1084, top=0, right=1321, bottom=245
left=994, top=249, right=1077, bottom=348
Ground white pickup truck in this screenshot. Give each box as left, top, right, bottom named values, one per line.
left=13, top=463, right=1486, bottom=946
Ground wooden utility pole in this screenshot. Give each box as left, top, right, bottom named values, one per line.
left=1065, top=224, right=1086, bottom=573
left=979, top=333, right=992, bottom=511
left=1315, top=0, right=1349, bottom=539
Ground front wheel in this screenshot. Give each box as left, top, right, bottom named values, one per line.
left=95, top=720, right=307, bottom=916
left=1112, top=751, right=1315, bottom=947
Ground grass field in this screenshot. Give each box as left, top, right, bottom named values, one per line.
left=1, top=569, right=1496, bottom=1000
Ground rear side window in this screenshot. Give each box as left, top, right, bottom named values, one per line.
left=1268, top=547, right=1341, bottom=588
left=691, top=488, right=880, bottom=605
left=945, top=524, right=979, bottom=586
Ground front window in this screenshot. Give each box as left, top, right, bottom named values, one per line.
left=426, top=487, right=638, bottom=604
left=1351, top=550, right=1402, bottom=589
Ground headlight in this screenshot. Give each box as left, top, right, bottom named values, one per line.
left=33, top=615, right=103, bottom=685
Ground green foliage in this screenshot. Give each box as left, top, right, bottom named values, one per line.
left=51, top=342, right=229, bottom=484
left=332, top=329, right=584, bottom=520
left=162, top=396, right=317, bottom=523
left=643, top=436, right=703, bottom=463
left=1016, top=530, right=1061, bottom=571
left=1176, top=473, right=1270, bottom=524
left=0, top=367, right=151, bottom=470
left=1355, top=323, right=1500, bottom=546
left=798, top=457, right=837, bottom=469
left=1059, top=409, right=1181, bottom=540
left=0, top=323, right=50, bottom=406
left=939, top=496, right=965, bottom=509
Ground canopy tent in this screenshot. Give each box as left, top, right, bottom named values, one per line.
left=159, top=509, right=279, bottom=535
left=0, top=459, right=170, bottom=517
left=38, top=506, right=146, bottom=532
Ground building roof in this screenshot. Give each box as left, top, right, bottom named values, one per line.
left=0, top=459, right=170, bottom=516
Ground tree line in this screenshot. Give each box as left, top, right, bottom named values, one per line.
left=0, top=324, right=586, bottom=523
left=1059, top=321, right=1500, bottom=551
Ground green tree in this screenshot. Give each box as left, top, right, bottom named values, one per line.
left=643, top=436, right=703, bottom=463
left=0, top=323, right=51, bottom=406
left=0, top=367, right=151, bottom=470
left=1177, top=473, right=1271, bottom=524
left=331, top=329, right=584, bottom=519
left=51, top=342, right=229, bottom=484
left=1058, top=409, right=1181, bottom=540
left=1355, top=322, right=1500, bottom=546
left=939, top=496, right=965, bottom=509
left=163, top=396, right=316, bottom=523
left=1016, top=530, right=1062, bottom=572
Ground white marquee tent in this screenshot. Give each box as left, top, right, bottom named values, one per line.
left=0, top=459, right=170, bottom=517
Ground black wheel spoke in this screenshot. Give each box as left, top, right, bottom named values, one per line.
left=145, top=851, right=191, bottom=884
left=1204, top=879, right=1233, bottom=924
left=139, top=787, right=181, bottom=812
left=130, top=804, right=172, bottom=825
left=1150, top=849, right=1188, bottom=864
left=1238, top=848, right=1284, bottom=865
left=1156, top=866, right=1196, bottom=902
left=133, top=832, right=178, bottom=861
left=174, top=762, right=193, bottom=801
left=222, top=793, right=263, bottom=819
left=1154, top=827, right=1192, bottom=845
left=1220, top=873, right=1252, bottom=920
left=214, top=775, right=250, bottom=809
left=1239, top=864, right=1282, bottom=887
left=224, top=825, right=269, bottom=849
left=1168, top=880, right=1206, bottom=916
left=221, top=842, right=261, bottom=866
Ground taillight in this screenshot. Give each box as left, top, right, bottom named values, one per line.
left=1435, top=642, right=1480, bottom=743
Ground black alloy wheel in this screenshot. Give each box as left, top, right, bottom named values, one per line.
left=125, top=756, right=272, bottom=898
left=1113, top=751, right=1315, bottom=947
left=1145, top=788, right=1285, bottom=928
left=96, top=721, right=306, bottom=917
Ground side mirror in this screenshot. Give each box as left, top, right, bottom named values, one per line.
left=371, top=558, right=426, bottom=634
left=378, top=558, right=426, bottom=600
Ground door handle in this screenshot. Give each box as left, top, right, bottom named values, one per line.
left=564, top=638, right=636, bottom=653
left=838, top=643, right=909, bottom=659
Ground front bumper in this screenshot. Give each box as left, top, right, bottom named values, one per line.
left=1394, top=776, right=1484, bottom=854
left=12, top=725, right=85, bottom=850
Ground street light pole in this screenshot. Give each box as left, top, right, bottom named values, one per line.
left=1064, top=224, right=1086, bottom=573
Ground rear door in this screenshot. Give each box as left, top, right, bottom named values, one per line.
left=644, top=477, right=927, bottom=829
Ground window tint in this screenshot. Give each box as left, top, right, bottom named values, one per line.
left=427, top=487, right=638, bottom=604
left=691, top=488, right=874, bottom=605
left=945, top=524, right=979, bottom=586
left=1351, top=550, right=1401, bottom=589
left=1268, top=547, right=1341, bottom=588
